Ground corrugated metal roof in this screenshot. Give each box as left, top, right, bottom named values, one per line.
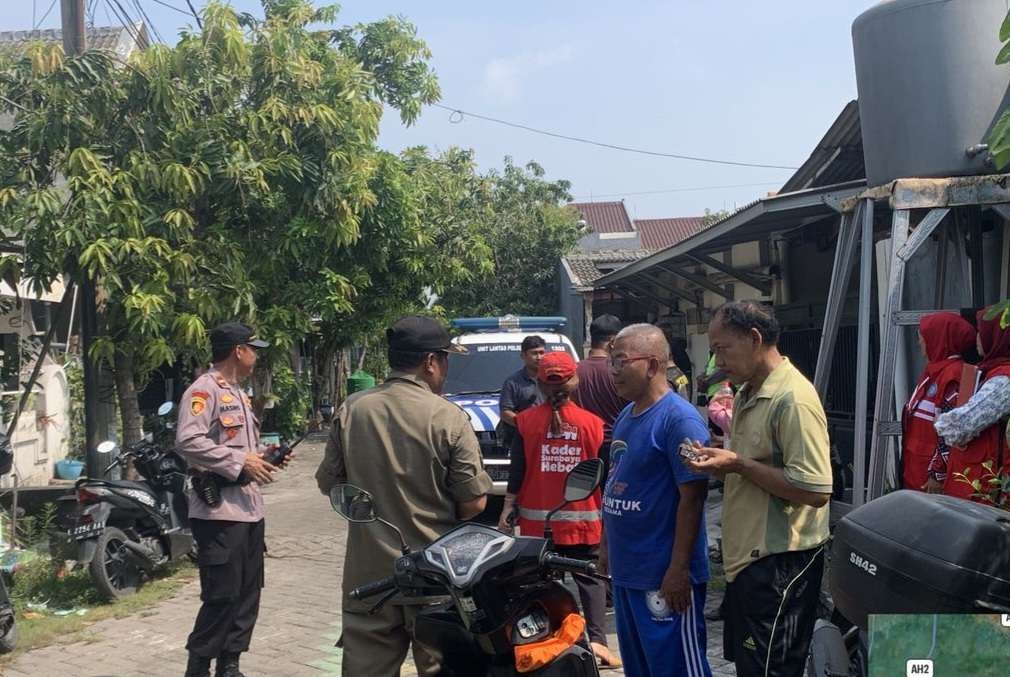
left=594, top=180, right=866, bottom=287
left=0, top=24, right=148, bottom=58
left=634, top=217, right=707, bottom=250
left=569, top=201, right=634, bottom=233
left=780, top=100, right=865, bottom=193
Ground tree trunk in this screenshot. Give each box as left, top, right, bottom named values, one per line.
left=113, top=349, right=143, bottom=480
left=251, top=366, right=271, bottom=421
left=335, top=348, right=350, bottom=408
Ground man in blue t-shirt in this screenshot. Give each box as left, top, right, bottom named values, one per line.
left=600, top=324, right=711, bottom=677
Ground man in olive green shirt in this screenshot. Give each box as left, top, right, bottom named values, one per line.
left=316, top=316, right=492, bottom=677
left=686, top=301, right=832, bottom=677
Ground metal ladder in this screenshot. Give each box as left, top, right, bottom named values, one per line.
left=815, top=201, right=957, bottom=505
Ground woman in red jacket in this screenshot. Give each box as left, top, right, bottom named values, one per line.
left=934, top=308, right=1010, bottom=501
left=498, top=351, right=620, bottom=668
left=902, top=312, right=975, bottom=492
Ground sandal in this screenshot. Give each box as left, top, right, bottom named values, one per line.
left=591, top=642, right=623, bottom=669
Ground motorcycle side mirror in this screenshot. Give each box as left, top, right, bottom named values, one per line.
left=330, top=484, right=378, bottom=523
left=157, top=401, right=174, bottom=416
left=563, top=458, right=604, bottom=502
left=544, top=459, right=605, bottom=545
left=96, top=440, right=118, bottom=454
left=329, top=483, right=412, bottom=555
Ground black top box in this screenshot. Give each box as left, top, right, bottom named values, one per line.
left=830, top=490, right=1010, bottom=628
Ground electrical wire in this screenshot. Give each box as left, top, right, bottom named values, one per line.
left=432, top=103, right=799, bottom=170
left=104, top=0, right=146, bottom=48
left=573, top=181, right=782, bottom=200
left=34, top=0, right=58, bottom=29
left=131, top=0, right=165, bottom=44
left=185, top=0, right=203, bottom=29
left=148, top=0, right=190, bottom=16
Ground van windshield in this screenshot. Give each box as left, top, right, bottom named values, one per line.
left=444, top=343, right=572, bottom=395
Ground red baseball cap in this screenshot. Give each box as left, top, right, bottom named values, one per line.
left=538, top=351, right=577, bottom=383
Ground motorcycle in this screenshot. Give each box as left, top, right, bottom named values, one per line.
left=807, top=490, right=1010, bottom=676
left=330, top=458, right=607, bottom=676
left=64, top=401, right=192, bottom=601
left=0, top=431, right=17, bottom=653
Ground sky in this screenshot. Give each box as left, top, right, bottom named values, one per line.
left=10, top=0, right=877, bottom=219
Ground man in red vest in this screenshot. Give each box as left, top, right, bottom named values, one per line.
left=498, top=351, right=620, bottom=668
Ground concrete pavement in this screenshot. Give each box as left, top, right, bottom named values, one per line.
left=7, top=438, right=735, bottom=676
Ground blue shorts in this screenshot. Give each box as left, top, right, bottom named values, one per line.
left=613, top=583, right=712, bottom=677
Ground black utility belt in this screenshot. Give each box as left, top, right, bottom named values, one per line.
left=189, top=469, right=251, bottom=507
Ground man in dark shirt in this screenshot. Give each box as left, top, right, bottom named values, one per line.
left=498, top=335, right=546, bottom=447
left=575, top=315, right=627, bottom=479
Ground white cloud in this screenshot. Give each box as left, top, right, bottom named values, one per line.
left=482, top=44, right=575, bottom=103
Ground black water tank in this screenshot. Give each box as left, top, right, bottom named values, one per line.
left=853, top=0, right=1010, bottom=185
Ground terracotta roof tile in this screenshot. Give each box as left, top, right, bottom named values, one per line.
left=563, top=249, right=652, bottom=288
left=634, top=217, right=708, bottom=251
left=569, top=201, right=634, bottom=234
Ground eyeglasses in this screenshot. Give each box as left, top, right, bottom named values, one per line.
left=609, top=355, right=654, bottom=371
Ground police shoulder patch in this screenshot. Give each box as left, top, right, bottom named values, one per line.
left=221, top=394, right=234, bottom=403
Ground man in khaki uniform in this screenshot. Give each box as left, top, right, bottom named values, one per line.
left=686, top=301, right=832, bottom=677
left=316, top=316, right=492, bottom=677
left=177, top=322, right=280, bottom=677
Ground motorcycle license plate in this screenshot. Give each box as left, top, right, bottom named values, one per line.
left=68, top=521, right=104, bottom=540
left=486, top=465, right=510, bottom=482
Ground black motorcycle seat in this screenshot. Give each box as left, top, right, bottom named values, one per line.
left=82, top=478, right=156, bottom=494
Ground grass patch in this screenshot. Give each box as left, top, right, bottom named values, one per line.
left=0, top=559, right=196, bottom=665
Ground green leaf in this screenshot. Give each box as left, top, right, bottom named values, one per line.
left=997, top=41, right=1010, bottom=65
left=1000, top=10, right=1010, bottom=43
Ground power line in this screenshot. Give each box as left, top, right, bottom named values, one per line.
left=149, top=0, right=190, bottom=16
left=432, top=103, right=799, bottom=171
left=185, top=0, right=203, bottom=29
left=104, top=0, right=145, bottom=48
left=34, top=0, right=58, bottom=29
left=574, top=181, right=782, bottom=200
left=131, top=0, right=165, bottom=44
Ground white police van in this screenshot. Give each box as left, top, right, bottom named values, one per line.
left=445, top=316, right=579, bottom=496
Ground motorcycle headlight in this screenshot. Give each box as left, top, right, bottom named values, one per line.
left=424, top=525, right=513, bottom=587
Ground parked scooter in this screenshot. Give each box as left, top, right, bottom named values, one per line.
left=68, top=401, right=192, bottom=600
left=807, top=490, right=1010, bottom=676
left=330, top=458, right=607, bottom=676
left=0, top=431, right=17, bottom=653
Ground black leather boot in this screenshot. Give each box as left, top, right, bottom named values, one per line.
left=184, top=653, right=211, bottom=677
left=215, top=652, right=245, bottom=677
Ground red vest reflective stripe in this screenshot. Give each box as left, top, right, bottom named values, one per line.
left=942, top=364, right=1010, bottom=501
left=514, top=403, right=603, bottom=546
left=901, top=360, right=963, bottom=491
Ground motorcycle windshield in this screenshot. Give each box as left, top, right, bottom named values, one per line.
left=424, top=524, right=514, bottom=587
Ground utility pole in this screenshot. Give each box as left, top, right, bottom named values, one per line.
left=62, top=0, right=111, bottom=477
left=60, top=1, right=86, bottom=55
